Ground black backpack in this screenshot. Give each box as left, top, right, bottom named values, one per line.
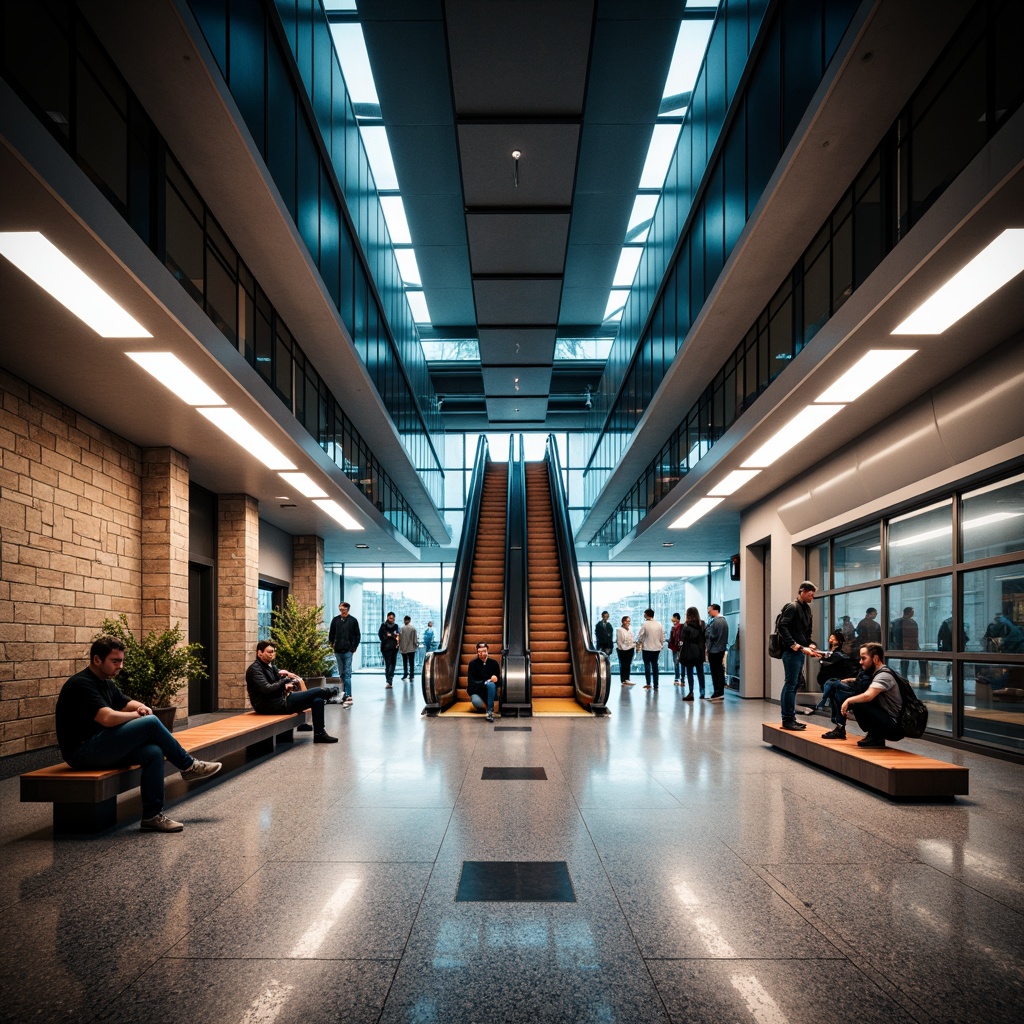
left=886, top=667, right=928, bottom=738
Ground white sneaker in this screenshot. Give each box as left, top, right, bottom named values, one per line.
left=140, top=813, right=184, bottom=832
left=181, top=759, right=222, bottom=781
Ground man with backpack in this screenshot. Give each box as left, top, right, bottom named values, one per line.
left=841, top=642, right=904, bottom=748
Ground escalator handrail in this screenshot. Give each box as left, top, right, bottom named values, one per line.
left=502, top=434, right=530, bottom=708
left=422, top=435, right=489, bottom=711
left=544, top=435, right=612, bottom=711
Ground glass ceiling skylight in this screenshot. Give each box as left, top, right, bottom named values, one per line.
left=601, top=7, right=717, bottom=355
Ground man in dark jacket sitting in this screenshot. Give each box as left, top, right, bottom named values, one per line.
left=466, top=641, right=500, bottom=722
left=245, top=640, right=339, bottom=743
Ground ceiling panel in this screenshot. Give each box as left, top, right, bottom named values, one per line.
left=473, top=278, right=563, bottom=325
left=478, top=328, right=556, bottom=365
left=445, top=0, right=594, bottom=117
left=458, top=124, right=580, bottom=207
left=481, top=365, right=553, bottom=396
left=486, top=396, right=549, bottom=422
left=466, top=212, right=570, bottom=274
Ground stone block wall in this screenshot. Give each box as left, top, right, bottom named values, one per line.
left=0, top=369, right=143, bottom=756
left=217, top=494, right=259, bottom=709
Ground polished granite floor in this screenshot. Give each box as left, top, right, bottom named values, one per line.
left=2, top=680, right=1023, bottom=1024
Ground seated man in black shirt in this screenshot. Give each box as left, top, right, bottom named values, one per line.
left=245, top=640, right=339, bottom=743
left=466, top=641, right=500, bottom=722
left=55, top=635, right=222, bottom=833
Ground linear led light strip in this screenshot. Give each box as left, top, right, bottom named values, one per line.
left=0, top=231, right=151, bottom=337
left=127, top=352, right=362, bottom=529
left=671, top=349, right=917, bottom=529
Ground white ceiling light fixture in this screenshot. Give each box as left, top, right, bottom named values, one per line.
left=313, top=498, right=363, bottom=531
left=741, top=405, right=844, bottom=468
left=892, top=229, right=1024, bottom=335
left=197, top=407, right=296, bottom=470
left=0, top=231, right=151, bottom=338
left=670, top=496, right=723, bottom=529
left=708, top=469, right=761, bottom=496
left=278, top=472, right=328, bottom=499
left=815, top=349, right=917, bottom=403
left=125, top=352, right=224, bottom=405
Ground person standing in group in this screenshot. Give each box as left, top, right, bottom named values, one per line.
left=892, top=606, right=928, bottom=688
left=679, top=607, right=707, bottom=701
left=856, top=607, right=882, bottom=645
left=399, top=615, right=418, bottom=681
left=423, top=620, right=437, bottom=654
left=777, top=581, right=820, bottom=730
left=616, top=615, right=636, bottom=686
left=378, top=611, right=400, bottom=688
left=705, top=604, right=729, bottom=702
left=668, top=612, right=684, bottom=685
left=595, top=611, right=614, bottom=659
left=636, top=608, right=666, bottom=691
left=328, top=601, right=359, bottom=707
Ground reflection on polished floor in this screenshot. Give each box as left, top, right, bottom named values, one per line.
left=2, top=681, right=1023, bottom=1023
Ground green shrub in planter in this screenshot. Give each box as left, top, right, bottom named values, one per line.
left=97, top=614, right=208, bottom=708
left=269, top=597, right=334, bottom=679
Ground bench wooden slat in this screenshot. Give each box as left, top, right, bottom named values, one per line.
left=762, top=721, right=969, bottom=798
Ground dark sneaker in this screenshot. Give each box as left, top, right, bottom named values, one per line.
left=780, top=721, right=807, bottom=731
left=709, top=695, right=724, bottom=702
left=857, top=736, right=886, bottom=748
left=682, top=693, right=694, bottom=701
left=314, top=732, right=339, bottom=743
left=297, top=722, right=314, bottom=732
left=181, top=759, right=222, bottom=782
left=342, top=695, right=353, bottom=705
left=140, top=813, right=184, bottom=833
left=486, top=713, right=493, bottom=722
left=325, top=686, right=341, bottom=703
left=821, top=726, right=846, bottom=739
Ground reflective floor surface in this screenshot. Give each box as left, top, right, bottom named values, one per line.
left=2, top=680, right=1023, bottom=1023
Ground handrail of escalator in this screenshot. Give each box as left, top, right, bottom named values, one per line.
left=545, top=434, right=612, bottom=713
left=422, top=435, right=489, bottom=713
left=502, top=434, right=530, bottom=715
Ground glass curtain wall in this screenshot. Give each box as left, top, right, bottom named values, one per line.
left=807, top=468, right=1024, bottom=755
left=586, top=0, right=1024, bottom=546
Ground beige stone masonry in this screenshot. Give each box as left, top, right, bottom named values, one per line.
left=217, top=494, right=259, bottom=709
left=292, top=535, right=325, bottom=611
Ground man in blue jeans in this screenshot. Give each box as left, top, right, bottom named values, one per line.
left=777, top=581, right=820, bottom=730
left=328, top=601, right=360, bottom=706
left=246, top=641, right=339, bottom=742
left=467, top=641, right=500, bottom=722
left=55, top=636, right=222, bottom=833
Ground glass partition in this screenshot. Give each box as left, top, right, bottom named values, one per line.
left=834, top=525, right=881, bottom=588
left=887, top=500, right=953, bottom=576
left=962, top=561, right=1024, bottom=654
left=962, top=474, right=1024, bottom=561
left=963, top=662, right=1024, bottom=751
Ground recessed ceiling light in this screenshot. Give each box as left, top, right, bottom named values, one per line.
left=313, top=498, right=363, bottom=530
left=126, top=352, right=224, bottom=405
left=662, top=541, right=674, bottom=547
left=197, top=407, right=296, bottom=470
left=741, top=405, right=844, bottom=468
left=892, top=229, right=1024, bottom=334
left=278, top=472, right=328, bottom=498
left=355, top=543, right=370, bottom=549
left=670, top=496, right=723, bottom=529
left=0, top=231, right=151, bottom=337
left=708, top=469, right=761, bottom=497
left=815, top=349, right=916, bottom=403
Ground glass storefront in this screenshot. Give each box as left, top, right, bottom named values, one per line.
left=807, top=468, right=1024, bottom=754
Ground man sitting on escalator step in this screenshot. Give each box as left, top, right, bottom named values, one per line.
left=467, top=642, right=500, bottom=722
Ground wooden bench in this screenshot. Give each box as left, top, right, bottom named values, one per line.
left=763, top=721, right=969, bottom=798
left=21, top=711, right=303, bottom=835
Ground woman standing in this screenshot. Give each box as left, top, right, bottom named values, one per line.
left=616, top=615, right=636, bottom=686
left=668, top=612, right=684, bottom=684
left=679, top=607, right=707, bottom=701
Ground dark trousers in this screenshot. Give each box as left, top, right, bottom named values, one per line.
left=681, top=660, right=705, bottom=696
left=617, top=649, right=633, bottom=681
left=818, top=680, right=855, bottom=725
left=70, top=716, right=193, bottom=819
left=382, top=647, right=398, bottom=682
left=283, top=687, right=332, bottom=732
left=642, top=649, right=660, bottom=688
left=402, top=652, right=416, bottom=679
left=850, top=701, right=904, bottom=741
left=708, top=650, right=726, bottom=697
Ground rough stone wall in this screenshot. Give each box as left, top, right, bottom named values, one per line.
left=216, top=494, right=259, bottom=709
left=0, top=369, right=143, bottom=755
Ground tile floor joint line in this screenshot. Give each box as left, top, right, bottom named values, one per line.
left=752, top=863, right=937, bottom=1024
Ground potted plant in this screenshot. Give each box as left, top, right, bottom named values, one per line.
left=96, top=614, right=208, bottom=730
left=269, top=596, right=335, bottom=686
